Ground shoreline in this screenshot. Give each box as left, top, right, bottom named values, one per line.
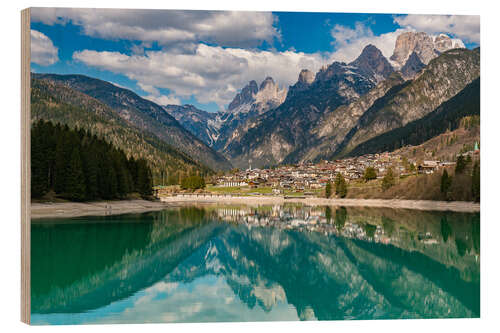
left=31, top=196, right=480, bottom=219
left=31, top=199, right=172, bottom=220
left=160, top=195, right=480, bottom=213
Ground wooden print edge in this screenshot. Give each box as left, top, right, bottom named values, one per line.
left=21, top=7, right=31, bottom=325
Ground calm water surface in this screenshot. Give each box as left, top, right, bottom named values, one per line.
left=31, top=204, right=480, bottom=324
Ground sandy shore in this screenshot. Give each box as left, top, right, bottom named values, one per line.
left=31, top=199, right=172, bottom=219
left=160, top=195, right=480, bottom=213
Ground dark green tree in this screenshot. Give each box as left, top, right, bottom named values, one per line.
left=53, top=132, right=69, bottom=194
left=455, top=155, right=467, bottom=174
left=31, top=120, right=51, bottom=197
left=440, top=169, right=452, bottom=199
left=180, top=175, right=206, bottom=190
left=382, top=168, right=396, bottom=191
left=363, top=167, right=377, bottom=182
left=471, top=161, right=480, bottom=202
left=65, top=147, right=87, bottom=201
left=325, top=181, right=332, bottom=198
left=136, top=159, right=153, bottom=197
left=334, top=173, right=348, bottom=198
left=31, top=120, right=157, bottom=201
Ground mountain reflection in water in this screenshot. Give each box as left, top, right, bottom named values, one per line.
left=31, top=204, right=480, bottom=324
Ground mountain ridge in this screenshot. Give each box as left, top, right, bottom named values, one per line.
left=220, top=44, right=394, bottom=168
left=31, top=77, right=213, bottom=181
left=32, top=73, right=232, bottom=171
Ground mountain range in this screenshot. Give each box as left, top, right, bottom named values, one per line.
left=157, top=31, right=478, bottom=169
left=32, top=73, right=232, bottom=172
left=33, top=31, right=479, bottom=172
left=30, top=77, right=216, bottom=182
left=164, top=76, right=287, bottom=151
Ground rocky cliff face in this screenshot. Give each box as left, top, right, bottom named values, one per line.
left=227, top=80, right=259, bottom=113
left=163, top=104, right=219, bottom=146
left=337, top=47, right=480, bottom=157
left=212, top=77, right=287, bottom=151
left=162, top=77, right=287, bottom=151
left=221, top=45, right=391, bottom=168
left=222, top=46, right=479, bottom=168
left=286, top=72, right=406, bottom=164
left=349, top=44, right=395, bottom=83
left=390, top=32, right=465, bottom=69
left=400, top=51, right=426, bottom=79
left=226, top=77, right=287, bottom=116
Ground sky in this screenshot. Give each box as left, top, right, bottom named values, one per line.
left=30, top=9, right=480, bottom=112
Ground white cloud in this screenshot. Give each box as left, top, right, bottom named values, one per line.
left=30, top=8, right=279, bottom=48
left=330, top=22, right=411, bottom=62
left=73, top=45, right=328, bottom=106
left=137, top=83, right=181, bottom=106
left=30, top=30, right=59, bottom=66
left=394, top=15, right=480, bottom=44
left=143, top=94, right=181, bottom=106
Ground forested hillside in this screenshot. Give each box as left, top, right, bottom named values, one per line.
left=348, top=78, right=480, bottom=157
left=31, top=120, right=153, bottom=201
left=33, top=73, right=232, bottom=171
left=31, top=77, right=212, bottom=185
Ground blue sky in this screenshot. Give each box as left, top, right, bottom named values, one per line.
left=30, top=9, right=479, bottom=112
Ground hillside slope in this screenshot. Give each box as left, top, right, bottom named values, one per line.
left=31, top=77, right=212, bottom=183
left=348, top=78, right=480, bottom=157
left=32, top=73, right=232, bottom=171
left=222, top=45, right=393, bottom=168
left=335, top=48, right=480, bottom=157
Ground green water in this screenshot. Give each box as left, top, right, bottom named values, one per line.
left=30, top=204, right=480, bottom=324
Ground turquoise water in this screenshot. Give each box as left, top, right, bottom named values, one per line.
left=31, top=205, right=480, bottom=324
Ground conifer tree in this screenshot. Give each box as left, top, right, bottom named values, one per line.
left=136, top=159, right=153, bottom=196
left=31, top=121, right=50, bottom=197
left=363, top=167, right=377, bottom=182
left=82, top=143, right=99, bottom=200
left=65, top=147, right=86, bottom=201
left=335, top=173, right=348, bottom=198
left=325, top=181, right=332, bottom=198
left=382, top=168, right=395, bottom=191
left=441, top=169, right=452, bottom=200
left=31, top=120, right=154, bottom=201
left=471, top=161, right=480, bottom=202
left=455, top=155, right=467, bottom=174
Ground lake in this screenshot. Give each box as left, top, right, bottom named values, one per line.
left=30, top=204, right=480, bottom=324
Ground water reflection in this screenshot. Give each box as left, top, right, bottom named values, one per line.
left=31, top=204, right=480, bottom=324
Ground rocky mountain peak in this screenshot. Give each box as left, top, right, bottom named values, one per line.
left=390, top=31, right=465, bottom=69
left=259, top=77, right=276, bottom=90
left=226, top=77, right=286, bottom=116
left=400, top=51, right=426, bottom=79
left=227, top=80, right=259, bottom=111
left=298, top=69, right=315, bottom=85
left=434, top=34, right=465, bottom=53
left=349, top=44, right=394, bottom=83
left=254, top=77, right=287, bottom=111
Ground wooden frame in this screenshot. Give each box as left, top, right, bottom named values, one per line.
left=21, top=7, right=31, bottom=325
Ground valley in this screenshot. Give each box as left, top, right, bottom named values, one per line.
left=33, top=31, right=481, bottom=204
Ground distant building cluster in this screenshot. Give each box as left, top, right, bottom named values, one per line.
left=215, top=152, right=465, bottom=191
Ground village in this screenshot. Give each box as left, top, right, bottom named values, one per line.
left=213, top=151, right=460, bottom=193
